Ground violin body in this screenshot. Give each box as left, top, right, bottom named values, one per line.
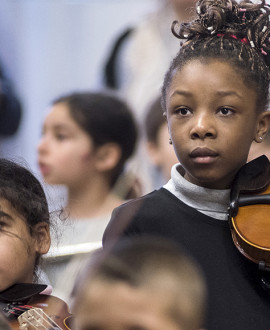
left=8, top=294, right=73, bottom=330
left=230, top=185, right=270, bottom=267
left=0, top=284, right=73, bottom=330
left=229, top=155, right=270, bottom=268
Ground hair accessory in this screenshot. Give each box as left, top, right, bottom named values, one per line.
left=250, top=40, right=255, bottom=48
left=261, top=48, right=267, bottom=56
left=262, top=26, right=267, bottom=33
left=239, top=8, right=247, bottom=21
left=196, top=6, right=201, bottom=15
left=217, top=33, right=249, bottom=45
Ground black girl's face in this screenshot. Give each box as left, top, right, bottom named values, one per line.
left=0, top=199, right=41, bottom=291
left=165, top=59, right=270, bottom=189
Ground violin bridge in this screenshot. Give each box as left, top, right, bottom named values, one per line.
left=18, top=307, right=51, bottom=329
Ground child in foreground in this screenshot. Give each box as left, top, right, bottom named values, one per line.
left=103, top=0, right=270, bottom=329
left=0, top=158, right=52, bottom=325
left=72, top=236, right=206, bottom=330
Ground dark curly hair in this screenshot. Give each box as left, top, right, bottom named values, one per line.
left=162, top=0, right=270, bottom=113
left=0, top=158, right=50, bottom=278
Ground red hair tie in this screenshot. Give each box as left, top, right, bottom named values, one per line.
left=217, top=33, right=249, bottom=45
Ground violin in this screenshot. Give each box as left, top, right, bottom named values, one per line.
left=229, top=155, right=270, bottom=272
left=0, top=283, right=74, bottom=329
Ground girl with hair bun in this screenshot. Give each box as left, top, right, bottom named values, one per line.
left=103, top=1, right=270, bottom=329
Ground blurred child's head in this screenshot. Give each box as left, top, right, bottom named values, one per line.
left=161, top=0, right=270, bottom=189
left=72, top=236, right=206, bottom=330
left=0, top=158, right=50, bottom=291
left=38, top=92, right=138, bottom=189
left=145, top=96, right=179, bottom=180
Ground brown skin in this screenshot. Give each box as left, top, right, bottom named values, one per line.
left=165, top=60, right=270, bottom=189
left=248, top=136, right=270, bottom=162
left=0, top=198, right=50, bottom=291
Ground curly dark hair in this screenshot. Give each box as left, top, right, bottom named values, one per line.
left=0, top=158, right=50, bottom=277
left=0, top=159, right=50, bottom=230
left=162, top=0, right=270, bottom=113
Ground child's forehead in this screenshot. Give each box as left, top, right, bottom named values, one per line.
left=76, top=280, right=178, bottom=330
left=174, top=58, right=235, bottom=75
left=0, top=197, right=28, bottom=226
left=168, top=59, right=255, bottom=97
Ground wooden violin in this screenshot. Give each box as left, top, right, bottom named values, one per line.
left=0, top=283, right=74, bottom=329
left=229, top=155, right=270, bottom=270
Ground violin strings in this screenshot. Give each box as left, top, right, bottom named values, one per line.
left=18, top=306, right=61, bottom=330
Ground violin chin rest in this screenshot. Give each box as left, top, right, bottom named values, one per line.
left=0, top=283, right=48, bottom=302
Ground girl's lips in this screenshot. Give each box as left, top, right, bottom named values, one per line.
left=190, top=147, right=218, bottom=164
left=39, top=163, right=50, bottom=176
left=190, top=147, right=218, bottom=158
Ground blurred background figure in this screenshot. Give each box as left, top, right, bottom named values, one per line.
left=37, top=91, right=138, bottom=300
left=0, top=1, right=155, bottom=171
left=71, top=235, right=207, bottom=330
left=0, top=62, right=22, bottom=140
left=103, top=0, right=196, bottom=193
left=103, top=0, right=197, bottom=122
left=144, top=96, right=179, bottom=188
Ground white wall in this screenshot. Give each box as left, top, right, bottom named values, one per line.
left=0, top=0, right=157, bottom=172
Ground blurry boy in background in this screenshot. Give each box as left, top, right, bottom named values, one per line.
left=145, top=96, right=179, bottom=188
left=72, top=235, right=206, bottom=330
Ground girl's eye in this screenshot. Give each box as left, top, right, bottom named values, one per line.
left=218, top=107, right=234, bottom=116
left=55, top=134, right=67, bottom=141
left=175, top=107, right=191, bottom=116
left=0, top=220, right=7, bottom=231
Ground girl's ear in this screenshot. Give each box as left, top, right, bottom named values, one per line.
left=254, top=111, right=270, bottom=143
left=95, top=143, right=122, bottom=172
left=163, top=112, right=167, bottom=121
left=33, top=222, right=51, bottom=255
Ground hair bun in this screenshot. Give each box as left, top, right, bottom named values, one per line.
left=172, top=0, right=270, bottom=67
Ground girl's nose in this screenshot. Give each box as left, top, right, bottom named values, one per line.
left=37, top=136, right=48, bottom=154
left=190, top=113, right=216, bottom=139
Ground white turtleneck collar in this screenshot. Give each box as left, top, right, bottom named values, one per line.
left=163, top=164, right=230, bottom=220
